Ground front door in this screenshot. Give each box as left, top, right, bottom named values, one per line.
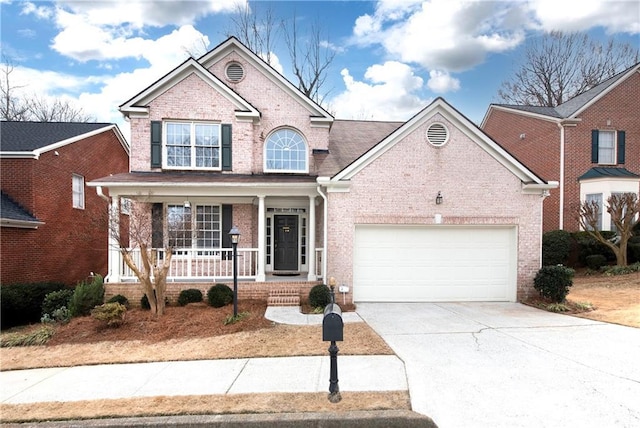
left=274, top=215, right=298, bottom=271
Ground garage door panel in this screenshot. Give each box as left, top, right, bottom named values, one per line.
left=353, top=226, right=516, bottom=302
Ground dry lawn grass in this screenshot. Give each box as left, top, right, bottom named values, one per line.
left=568, top=270, right=640, bottom=328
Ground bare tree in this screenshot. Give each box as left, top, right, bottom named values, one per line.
left=578, top=193, right=640, bottom=266
left=498, top=31, right=639, bottom=107
left=281, top=13, right=335, bottom=104
left=109, top=198, right=173, bottom=317
left=0, top=58, right=29, bottom=120
left=1, top=54, right=93, bottom=122
left=227, top=4, right=335, bottom=104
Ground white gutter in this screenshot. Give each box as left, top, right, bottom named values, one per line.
left=316, top=179, right=329, bottom=282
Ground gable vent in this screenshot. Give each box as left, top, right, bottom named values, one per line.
left=226, top=63, right=244, bottom=82
left=426, top=123, right=449, bottom=146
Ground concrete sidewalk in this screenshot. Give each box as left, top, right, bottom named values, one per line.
left=1, top=308, right=406, bottom=405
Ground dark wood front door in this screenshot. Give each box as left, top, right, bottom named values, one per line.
left=274, top=215, right=298, bottom=271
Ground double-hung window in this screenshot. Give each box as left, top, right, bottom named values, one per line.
left=597, top=130, right=615, bottom=165
left=72, top=174, right=84, bottom=209
left=166, top=122, right=220, bottom=169
left=585, top=193, right=603, bottom=231
left=167, top=204, right=221, bottom=255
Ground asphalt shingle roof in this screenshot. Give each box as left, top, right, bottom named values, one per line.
left=0, top=121, right=112, bottom=152
left=0, top=192, right=41, bottom=223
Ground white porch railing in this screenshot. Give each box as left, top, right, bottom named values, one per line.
left=120, top=248, right=258, bottom=281
left=118, top=247, right=324, bottom=281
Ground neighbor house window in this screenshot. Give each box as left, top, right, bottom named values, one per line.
left=165, top=122, right=220, bottom=169
left=597, top=130, right=615, bottom=164
left=72, top=174, right=84, bottom=209
left=167, top=204, right=221, bottom=252
left=585, top=193, right=603, bottom=230
left=264, top=128, right=308, bottom=173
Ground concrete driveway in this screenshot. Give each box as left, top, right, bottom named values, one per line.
left=356, top=302, right=640, bottom=428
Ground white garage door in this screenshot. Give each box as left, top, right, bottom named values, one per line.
left=353, top=225, right=517, bottom=302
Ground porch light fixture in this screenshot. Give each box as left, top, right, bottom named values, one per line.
left=183, top=200, right=191, bottom=208
left=229, top=225, right=241, bottom=317
left=436, top=191, right=443, bottom=205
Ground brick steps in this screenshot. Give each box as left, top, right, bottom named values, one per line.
left=267, top=288, right=300, bottom=307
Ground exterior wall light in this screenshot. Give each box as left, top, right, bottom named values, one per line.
left=436, top=191, right=443, bottom=205
left=184, top=200, right=191, bottom=208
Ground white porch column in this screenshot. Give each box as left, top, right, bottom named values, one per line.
left=256, top=195, right=266, bottom=282
left=307, top=195, right=317, bottom=281
left=108, top=196, right=121, bottom=283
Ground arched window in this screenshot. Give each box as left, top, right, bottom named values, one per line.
left=264, top=128, right=308, bottom=173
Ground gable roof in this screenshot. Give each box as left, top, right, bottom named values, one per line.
left=119, top=56, right=260, bottom=122
left=0, top=191, right=43, bottom=229
left=325, top=97, right=555, bottom=193
left=483, top=62, right=640, bottom=124
left=0, top=121, right=129, bottom=159
left=198, top=37, right=333, bottom=127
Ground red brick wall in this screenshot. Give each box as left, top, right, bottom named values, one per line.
left=1, top=129, right=129, bottom=285
left=483, top=109, right=561, bottom=231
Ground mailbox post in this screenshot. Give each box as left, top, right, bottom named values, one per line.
left=322, top=300, right=343, bottom=403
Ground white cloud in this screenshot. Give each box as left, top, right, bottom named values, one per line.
left=259, top=52, right=284, bottom=74
left=528, top=0, right=640, bottom=34
left=427, top=70, right=460, bottom=93
left=330, top=62, right=427, bottom=121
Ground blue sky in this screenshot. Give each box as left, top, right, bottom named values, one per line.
left=1, top=0, right=638, bottom=139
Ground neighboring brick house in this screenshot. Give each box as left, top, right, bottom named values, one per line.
left=0, top=122, right=129, bottom=285
left=482, top=62, right=640, bottom=233
left=90, top=37, right=556, bottom=303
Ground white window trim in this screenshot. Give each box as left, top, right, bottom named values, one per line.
left=597, top=130, right=616, bottom=166
left=263, top=128, right=309, bottom=174
left=72, top=174, right=85, bottom=209
left=163, top=121, right=222, bottom=171
left=166, top=203, right=222, bottom=256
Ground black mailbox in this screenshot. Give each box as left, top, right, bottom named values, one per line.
left=322, top=303, right=343, bottom=342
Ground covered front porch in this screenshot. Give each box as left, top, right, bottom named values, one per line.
left=90, top=172, right=327, bottom=284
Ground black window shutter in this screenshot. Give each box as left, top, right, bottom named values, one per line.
left=150, top=121, right=162, bottom=168
left=222, top=205, right=233, bottom=248
left=617, top=131, right=626, bottom=164
left=221, top=124, right=232, bottom=171
left=151, top=203, right=163, bottom=248
left=591, top=130, right=599, bottom=164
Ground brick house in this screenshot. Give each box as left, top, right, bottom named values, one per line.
left=90, top=37, right=556, bottom=304
left=0, top=122, right=129, bottom=285
left=482, top=62, right=640, bottom=233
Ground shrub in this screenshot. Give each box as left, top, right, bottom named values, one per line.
left=107, top=294, right=130, bottom=308
left=68, top=274, right=105, bottom=317
left=533, top=265, right=575, bottom=303
left=178, top=289, right=204, bottom=306
left=0, top=326, right=55, bottom=347
left=602, top=262, right=640, bottom=276
left=40, top=306, right=71, bottom=324
left=0, top=282, right=66, bottom=329
left=309, top=284, right=331, bottom=308
left=542, top=230, right=572, bottom=266
left=91, top=303, right=127, bottom=327
left=41, top=289, right=74, bottom=317
left=627, top=236, right=640, bottom=264
left=572, top=231, right=616, bottom=266
left=207, top=284, right=234, bottom=308
left=585, top=254, right=607, bottom=270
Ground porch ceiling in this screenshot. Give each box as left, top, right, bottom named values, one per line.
left=88, top=172, right=320, bottom=197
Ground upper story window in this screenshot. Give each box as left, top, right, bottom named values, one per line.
left=165, top=122, right=220, bottom=170
left=72, top=174, right=84, bottom=209
left=592, top=130, right=625, bottom=165
left=264, top=128, right=308, bottom=173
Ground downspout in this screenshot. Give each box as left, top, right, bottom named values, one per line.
left=559, top=125, right=565, bottom=230
left=316, top=184, right=328, bottom=282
